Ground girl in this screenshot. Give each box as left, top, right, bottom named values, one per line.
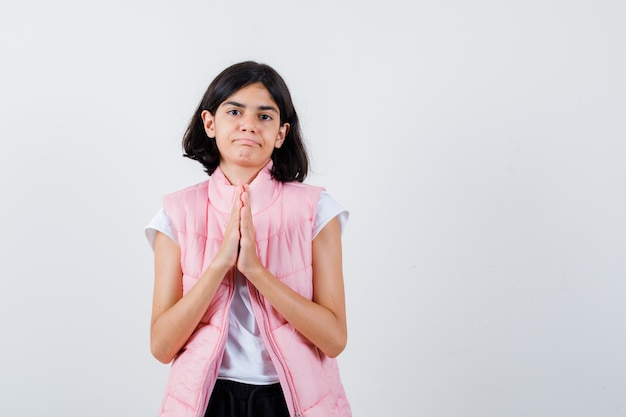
left=145, top=61, right=352, bottom=417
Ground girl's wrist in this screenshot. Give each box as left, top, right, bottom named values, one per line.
left=204, top=261, right=231, bottom=282
left=240, top=262, right=267, bottom=283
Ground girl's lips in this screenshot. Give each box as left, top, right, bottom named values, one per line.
left=234, top=139, right=259, bottom=146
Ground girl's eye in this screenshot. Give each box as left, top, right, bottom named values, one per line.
left=259, top=114, right=272, bottom=121
left=227, top=109, right=241, bottom=116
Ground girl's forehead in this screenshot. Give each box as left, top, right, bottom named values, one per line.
left=223, top=82, right=276, bottom=105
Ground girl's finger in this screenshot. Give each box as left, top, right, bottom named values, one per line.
left=230, top=185, right=243, bottom=217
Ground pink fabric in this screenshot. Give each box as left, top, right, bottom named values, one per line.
left=158, top=162, right=352, bottom=417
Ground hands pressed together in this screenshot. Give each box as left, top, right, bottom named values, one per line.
left=213, top=184, right=264, bottom=278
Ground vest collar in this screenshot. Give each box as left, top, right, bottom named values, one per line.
left=208, top=161, right=281, bottom=214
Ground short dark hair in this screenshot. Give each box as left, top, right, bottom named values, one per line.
left=182, top=61, right=308, bottom=182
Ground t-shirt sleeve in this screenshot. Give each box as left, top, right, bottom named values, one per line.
left=144, top=207, right=179, bottom=249
left=313, top=191, right=349, bottom=239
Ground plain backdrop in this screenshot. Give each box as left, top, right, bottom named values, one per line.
left=1, top=0, right=625, bottom=416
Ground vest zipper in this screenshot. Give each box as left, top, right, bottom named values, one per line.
left=255, top=288, right=301, bottom=417
left=194, top=268, right=235, bottom=417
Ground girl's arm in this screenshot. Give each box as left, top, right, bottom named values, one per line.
left=238, top=191, right=348, bottom=358
left=150, top=187, right=243, bottom=364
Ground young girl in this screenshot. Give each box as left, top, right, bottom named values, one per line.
left=145, top=61, right=352, bottom=417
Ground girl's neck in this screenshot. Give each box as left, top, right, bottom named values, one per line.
left=219, top=162, right=267, bottom=185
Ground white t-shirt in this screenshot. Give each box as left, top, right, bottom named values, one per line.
left=145, top=191, right=348, bottom=384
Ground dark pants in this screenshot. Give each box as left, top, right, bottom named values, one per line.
left=204, top=379, right=290, bottom=417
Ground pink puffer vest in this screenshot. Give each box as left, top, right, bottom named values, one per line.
left=158, top=162, right=352, bottom=417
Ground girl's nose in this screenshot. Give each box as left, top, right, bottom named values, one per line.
left=240, top=114, right=256, bottom=132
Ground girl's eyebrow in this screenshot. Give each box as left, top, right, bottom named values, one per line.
left=223, top=101, right=279, bottom=113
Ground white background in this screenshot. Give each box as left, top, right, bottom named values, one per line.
left=1, top=1, right=625, bottom=416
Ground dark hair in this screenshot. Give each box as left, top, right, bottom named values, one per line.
left=182, top=61, right=308, bottom=182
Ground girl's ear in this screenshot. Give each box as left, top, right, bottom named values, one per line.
left=201, top=110, right=216, bottom=139
left=275, top=123, right=290, bottom=148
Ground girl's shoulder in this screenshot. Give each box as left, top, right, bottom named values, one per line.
left=163, top=179, right=211, bottom=200
left=281, top=181, right=325, bottom=206
left=282, top=180, right=325, bottom=193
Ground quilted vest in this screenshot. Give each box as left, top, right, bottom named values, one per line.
left=158, top=162, right=352, bottom=417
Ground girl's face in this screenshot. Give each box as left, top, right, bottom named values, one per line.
left=201, top=83, right=289, bottom=176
